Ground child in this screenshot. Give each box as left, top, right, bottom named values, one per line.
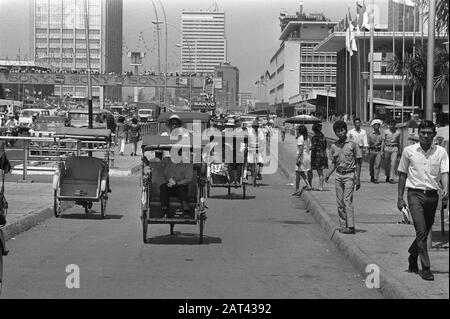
left=325, top=120, right=362, bottom=234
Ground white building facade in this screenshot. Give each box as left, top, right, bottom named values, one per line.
left=181, top=10, right=227, bottom=74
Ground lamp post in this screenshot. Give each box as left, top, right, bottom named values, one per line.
left=151, top=20, right=164, bottom=111
left=425, top=0, right=436, bottom=121
left=361, top=71, right=370, bottom=122
left=325, top=85, right=331, bottom=122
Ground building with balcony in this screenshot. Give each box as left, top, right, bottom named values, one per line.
left=181, top=10, right=227, bottom=74
left=265, top=8, right=337, bottom=117
left=30, top=0, right=123, bottom=101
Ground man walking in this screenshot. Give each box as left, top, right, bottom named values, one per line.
left=368, top=119, right=383, bottom=183
left=397, top=120, right=448, bottom=281
left=325, top=120, right=362, bottom=234
left=347, top=118, right=369, bottom=154
left=382, top=119, right=400, bottom=184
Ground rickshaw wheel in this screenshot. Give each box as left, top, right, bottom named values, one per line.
left=53, top=190, right=62, bottom=217
left=227, top=185, right=231, bottom=196
left=0, top=248, right=3, bottom=295
left=170, top=223, right=175, bottom=235
left=198, top=212, right=205, bottom=244
left=252, top=165, right=257, bottom=187
left=100, top=194, right=107, bottom=219
left=206, top=181, right=211, bottom=198
left=84, top=202, right=93, bottom=214
left=141, top=213, right=148, bottom=243
left=242, top=182, right=246, bottom=199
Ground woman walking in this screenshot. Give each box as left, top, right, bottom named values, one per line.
left=310, top=122, right=328, bottom=191
left=128, top=117, right=141, bottom=156
left=115, top=116, right=127, bottom=156
left=293, top=125, right=312, bottom=195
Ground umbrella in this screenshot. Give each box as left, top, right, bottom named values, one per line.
left=284, top=115, right=322, bottom=124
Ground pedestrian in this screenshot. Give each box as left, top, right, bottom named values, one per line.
left=281, top=123, right=286, bottom=142
left=347, top=118, right=369, bottom=155
left=293, top=125, right=312, bottom=195
left=325, top=120, right=362, bottom=234
left=397, top=120, right=449, bottom=281
left=310, top=122, right=328, bottom=191
left=106, top=113, right=116, bottom=135
left=368, top=119, right=383, bottom=183
left=128, top=117, right=141, bottom=156
left=116, top=116, right=127, bottom=156
left=381, top=119, right=400, bottom=184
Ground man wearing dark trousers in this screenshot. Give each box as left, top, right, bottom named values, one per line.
left=397, top=120, right=449, bottom=281
left=160, top=159, right=193, bottom=218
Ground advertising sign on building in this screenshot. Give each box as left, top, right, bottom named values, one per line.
left=213, top=77, right=222, bottom=89
left=191, top=101, right=216, bottom=112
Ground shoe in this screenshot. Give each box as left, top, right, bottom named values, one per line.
left=370, top=176, right=375, bottom=183
left=389, top=179, right=396, bottom=184
left=408, top=255, right=419, bottom=273
left=339, top=227, right=356, bottom=234
left=386, top=176, right=390, bottom=183
left=419, top=269, right=434, bottom=281
left=120, top=152, right=123, bottom=156
left=373, top=179, right=379, bottom=184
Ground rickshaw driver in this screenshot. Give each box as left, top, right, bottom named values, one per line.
left=247, top=121, right=266, bottom=180
left=160, top=158, right=193, bottom=218
left=160, top=114, right=190, bottom=159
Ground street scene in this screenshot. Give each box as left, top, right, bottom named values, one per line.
left=0, top=0, right=448, bottom=302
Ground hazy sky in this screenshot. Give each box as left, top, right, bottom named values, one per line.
left=0, top=0, right=389, bottom=97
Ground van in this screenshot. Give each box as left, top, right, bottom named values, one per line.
left=19, top=108, right=51, bottom=126
left=68, top=109, right=112, bottom=128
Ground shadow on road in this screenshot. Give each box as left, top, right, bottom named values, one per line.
left=207, top=194, right=255, bottom=200
left=147, top=232, right=222, bottom=245
left=59, top=213, right=124, bottom=220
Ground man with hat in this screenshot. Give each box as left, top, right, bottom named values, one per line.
left=5, top=113, right=18, bottom=147
left=368, top=119, right=384, bottom=183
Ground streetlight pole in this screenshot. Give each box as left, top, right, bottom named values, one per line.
left=325, top=85, right=331, bottom=122
left=150, top=1, right=162, bottom=112
left=361, top=71, right=370, bottom=122
left=84, top=0, right=93, bottom=129
left=425, top=0, right=436, bottom=121
left=158, top=0, right=168, bottom=111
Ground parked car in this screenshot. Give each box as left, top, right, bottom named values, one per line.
left=67, top=109, right=112, bottom=129
left=19, top=108, right=51, bottom=127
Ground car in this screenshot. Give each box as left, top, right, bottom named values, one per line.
left=67, top=109, right=112, bottom=128
left=138, top=108, right=154, bottom=122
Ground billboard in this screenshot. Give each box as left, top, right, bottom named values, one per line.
left=191, top=101, right=216, bottom=112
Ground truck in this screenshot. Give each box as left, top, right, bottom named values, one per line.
left=133, top=102, right=160, bottom=122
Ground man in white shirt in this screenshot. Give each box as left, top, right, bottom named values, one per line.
left=397, top=120, right=449, bottom=281
left=347, top=118, right=369, bottom=154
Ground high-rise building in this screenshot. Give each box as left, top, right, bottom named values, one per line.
left=214, top=62, right=239, bottom=111
left=30, top=0, right=123, bottom=101
left=181, top=10, right=226, bottom=74
left=388, top=0, right=420, bottom=32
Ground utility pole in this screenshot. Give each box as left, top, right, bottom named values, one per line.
left=158, top=0, right=168, bottom=111
left=425, top=0, right=436, bottom=121
left=151, top=0, right=162, bottom=112
left=84, top=0, right=93, bottom=129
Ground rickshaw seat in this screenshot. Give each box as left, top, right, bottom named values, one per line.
left=62, top=156, right=107, bottom=181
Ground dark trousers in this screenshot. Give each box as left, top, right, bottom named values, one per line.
left=407, top=189, right=439, bottom=269
left=160, top=183, right=189, bottom=212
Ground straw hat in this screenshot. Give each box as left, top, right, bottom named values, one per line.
left=371, top=119, right=383, bottom=126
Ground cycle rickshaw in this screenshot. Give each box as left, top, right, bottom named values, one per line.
left=140, top=135, right=208, bottom=244
left=52, top=127, right=112, bottom=218
left=206, top=134, right=248, bottom=198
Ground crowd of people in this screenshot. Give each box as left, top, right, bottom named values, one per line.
left=286, top=116, right=448, bottom=281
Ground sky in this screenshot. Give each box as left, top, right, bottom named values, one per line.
left=0, top=0, right=389, bottom=98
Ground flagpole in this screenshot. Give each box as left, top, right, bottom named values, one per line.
left=346, top=51, right=348, bottom=116
left=412, top=1, right=416, bottom=109
left=392, top=0, right=396, bottom=121
left=369, top=0, right=374, bottom=121
left=420, top=0, right=424, bottom=110
left=401, top=1, right=406, bottom=122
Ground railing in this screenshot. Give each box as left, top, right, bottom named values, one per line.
left=1, top=136, right=114, bottom=181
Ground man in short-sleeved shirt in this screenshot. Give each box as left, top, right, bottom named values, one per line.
left=347, top=118, right=369, bottom=152
left=382, top=119, right=401, bottom=183
left=325, top=120, right=362, bottom=234
left=397, top=120, right=449, bottom=281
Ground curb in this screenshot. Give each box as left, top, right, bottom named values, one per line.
left=1, top=202, right=73, bottom=242
left=277, top=153, right=420, bottom=299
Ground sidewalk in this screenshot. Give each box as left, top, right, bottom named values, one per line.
left=1, top=140, right=143, bottom=241
left=277, top=129, right=449, bottom=299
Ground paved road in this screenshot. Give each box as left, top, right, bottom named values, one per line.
left=2, top=172, right=382, bottom=298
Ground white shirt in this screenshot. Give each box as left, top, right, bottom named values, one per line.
left=397, top=143, right=449, bottom=191
left=347, top=128, right=369, bottom=148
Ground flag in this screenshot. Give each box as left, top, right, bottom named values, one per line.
left=345, top=15, right=352, bottom=55
left=345, top=14, right=357, bottom=55
left=357, top=1, right=370, bottom=31
left=392, top=0, right=415, bottom=7
left=348, top=9, right=358, bottom=52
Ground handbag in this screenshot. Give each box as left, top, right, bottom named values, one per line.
left=0, top=170, right=7, bottom=226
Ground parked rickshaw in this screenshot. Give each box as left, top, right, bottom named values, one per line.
left=52, top=127, right=112, bottom=218
left=140, top=135, right=208, bottom=244
left=206, top=134, right=247, bottom=198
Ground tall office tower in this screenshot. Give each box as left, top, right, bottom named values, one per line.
left=181, top=10, right=226, bottom=74
left=30, top=0, right=123, bottom=101
left=388, top=0, right=420, bottom=32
